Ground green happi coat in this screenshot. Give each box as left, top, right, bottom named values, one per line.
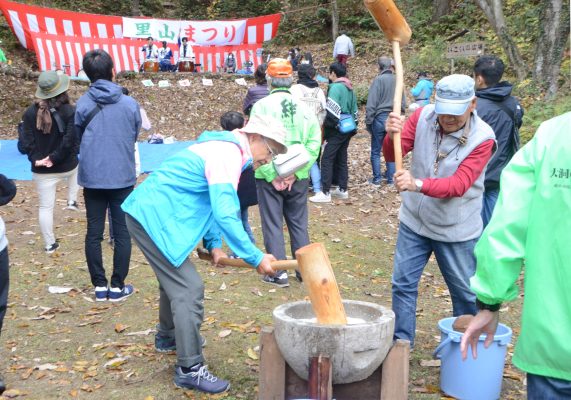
left=471, top=112, right=571, bottom=381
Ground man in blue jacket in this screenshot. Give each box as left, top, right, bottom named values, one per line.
left=122, top=113, right=287, bottom=394
left=474, top=55, right=524, bottom=226
left=75, top=49, right=141, bottom=302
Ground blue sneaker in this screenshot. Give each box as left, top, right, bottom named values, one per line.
left=95, top=286, right=108, bottom=302
left=108, top=284, right=134, bottom=302
left=155, top=333, right=206, bottom=352
left=174, top=364, right=230, bottom=394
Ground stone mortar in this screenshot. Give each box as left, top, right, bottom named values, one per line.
left=272, top=300, right=395, bottom=384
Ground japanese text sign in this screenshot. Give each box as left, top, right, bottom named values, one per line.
left=446, top=41, right=485, bottom=58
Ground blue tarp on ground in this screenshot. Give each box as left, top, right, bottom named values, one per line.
left=0, top=140, right=193, bottom=181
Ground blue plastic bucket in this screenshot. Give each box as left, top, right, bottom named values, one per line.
left=433, top=317, right=512, bottom=400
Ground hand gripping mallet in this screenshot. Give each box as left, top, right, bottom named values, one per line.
left=363, top=0, right=412, bottom=171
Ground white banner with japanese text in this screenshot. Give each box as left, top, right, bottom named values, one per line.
left=122, top=18, right=247, bottom=46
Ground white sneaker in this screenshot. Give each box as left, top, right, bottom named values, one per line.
left=309, top=191, right=331, bottom=203
left=331, top=188, right=349, bottom=199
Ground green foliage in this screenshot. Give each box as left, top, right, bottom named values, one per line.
left=206, top=0, right=281, bottom=19
left=354, top=84, right=369, bottom=106
left=518, top=93, right=571, bottom=144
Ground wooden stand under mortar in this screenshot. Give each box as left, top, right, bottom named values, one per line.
left=259, top=326, right=410, bottom=400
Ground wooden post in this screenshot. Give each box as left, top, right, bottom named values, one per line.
left=380, top=339, right=410, bottom=400
left=259, top=326, right=286, bottom=400
left=308, top=355, right=333, bottom=400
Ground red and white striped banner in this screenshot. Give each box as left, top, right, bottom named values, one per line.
left=0, top=0, right=281, bottom=49
left=30, top=31, right=263, bottom=76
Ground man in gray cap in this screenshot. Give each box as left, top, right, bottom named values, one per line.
left=383, top=74, right=497, bottom=346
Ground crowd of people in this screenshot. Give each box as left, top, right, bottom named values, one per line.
left=1, top=35, right=569, bottom=398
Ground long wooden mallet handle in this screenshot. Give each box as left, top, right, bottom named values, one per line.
left=364, top=0, right=412, bottom=171
left=197, top=248, right=298, bottom=270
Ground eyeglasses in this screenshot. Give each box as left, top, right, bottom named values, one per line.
left=263, top=138, right=276, bottom=161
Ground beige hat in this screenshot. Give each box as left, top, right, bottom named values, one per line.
left=35, top=70, right=70, bottom=99
left=241, top=114, right=288, bottom=154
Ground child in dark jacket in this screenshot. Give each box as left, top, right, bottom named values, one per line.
left=220, top=111, right=257, bottom=245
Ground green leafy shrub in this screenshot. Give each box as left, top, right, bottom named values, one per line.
left=354, top=84, right=369, bottom=106
left=518, top=94, right=571, bottom=144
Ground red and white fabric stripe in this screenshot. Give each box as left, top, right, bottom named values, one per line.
left=31, top=32, right=142, bottom=75
left=30, top=31, right=262, bottom=75
left=0, top=0, right=281, bottom=49
left=0, top=0, right=122, bottom=49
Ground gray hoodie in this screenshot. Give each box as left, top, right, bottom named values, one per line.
left=75, top=79, right=141, bottom=189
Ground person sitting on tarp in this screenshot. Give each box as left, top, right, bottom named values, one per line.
left=224, top=53, right=236, bottom=73
left=158, top=41, right=174, bottom=72
left=410, top=71, right=434, bottom=108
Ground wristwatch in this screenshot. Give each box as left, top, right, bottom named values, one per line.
left=476, top=299, right=502, bottom=312
left=414, top=179, right=423, bottom=192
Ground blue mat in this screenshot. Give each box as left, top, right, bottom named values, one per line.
left=0, top=140, right=193, bottom=181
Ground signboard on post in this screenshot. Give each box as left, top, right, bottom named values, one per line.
left=446, top=41, right=485, bottom=58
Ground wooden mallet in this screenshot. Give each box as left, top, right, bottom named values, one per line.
left=364, top=0, right=412, bottom=171
left=198, top=244, right=348, bottom=325
left=197, top=248, right=298, bottom=270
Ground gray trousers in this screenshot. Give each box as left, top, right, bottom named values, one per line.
left=126, top=214, right=204, bottom=368
left=256, top=178, right=310, bottom=263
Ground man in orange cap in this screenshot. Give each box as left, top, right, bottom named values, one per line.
left=249, top=58, right=321, bottom=287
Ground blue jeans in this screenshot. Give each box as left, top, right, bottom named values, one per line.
left=391, top=223, right=478, bottom=346
left=240, top=207, right=256, bottom=245
left=310, top=162, right=321, bottom=193
left=370, top=112, right=395, bottom=183
left=527, top=373, right=571, bottom=399
left=481, top=188, right=499, bottom=228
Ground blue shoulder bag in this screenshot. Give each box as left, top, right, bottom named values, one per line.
left=337, top=113, right=356, bottom=134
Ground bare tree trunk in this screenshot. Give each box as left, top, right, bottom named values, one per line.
left=432, top=0, right=451, bottom=22
left=331, top=0, right=339, bottom=42
left=132, top=0, right=140, bottom=16
left=474, top=0, right=528, bottom=81
left=533, top=0, right=570, bottom=99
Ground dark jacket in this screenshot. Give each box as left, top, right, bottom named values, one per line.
left=0, top=173, right=17, bottom=251
left=237, top=166, right=257, bottom=209
left=75, top=79, right=141, bottom=189
left=476, top=82, right=524, bottom=190
left=243, top=84, right=269, bottom=116
left=20, top=103, right=79, bottom=174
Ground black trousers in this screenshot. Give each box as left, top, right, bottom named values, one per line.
left=83, top=186, right=133, bottom=289
left=256, top=178, right=310, bottom=261
left=0, top=247, right=8, bottom=334
left=320, top=132, right=353, bottom=193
